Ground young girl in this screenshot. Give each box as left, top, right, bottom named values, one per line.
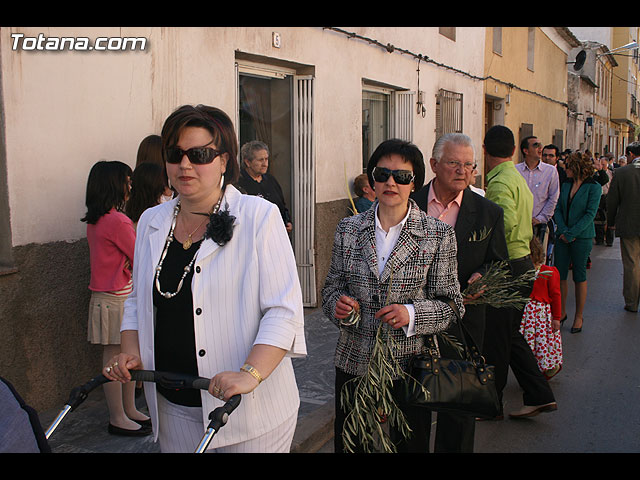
left=519, top=237, right=563, bottom=380
left=82, top=160, right=151, bottom=436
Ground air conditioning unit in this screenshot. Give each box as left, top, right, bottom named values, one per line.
left=569, top=48, right=598, bottom=88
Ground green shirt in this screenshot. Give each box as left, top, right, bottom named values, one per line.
left=486, top=160, right=533, bottom=260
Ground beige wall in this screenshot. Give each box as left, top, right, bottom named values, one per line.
left=484, top=27, right=570, bottom=156
left=1, top=27, right=488, bottom=408
left=2, top=27, right=486, bottom=246
left=611, top=27, right=640, bottom=145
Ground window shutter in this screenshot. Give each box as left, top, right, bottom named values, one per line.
left=393, top=91, right=415, bottom=141
left=293, top=75, right=317, bottom=307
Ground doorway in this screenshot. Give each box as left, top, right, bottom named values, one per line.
left=236, top=63, right=317, bottom=306
left=238, top=73, right=293, bottom=221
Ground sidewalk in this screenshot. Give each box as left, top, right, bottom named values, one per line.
left=38, top=308, right=338, bottom=453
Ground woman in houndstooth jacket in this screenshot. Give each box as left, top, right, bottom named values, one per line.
left=322, top=139, right=464, bottom=453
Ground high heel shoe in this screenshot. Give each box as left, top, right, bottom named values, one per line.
left=560, top=315, right=567, bottom=325
left=570, top=320, right=583, bottom=333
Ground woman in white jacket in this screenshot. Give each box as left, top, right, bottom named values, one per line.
left=103, top=104, right=306, bottom=453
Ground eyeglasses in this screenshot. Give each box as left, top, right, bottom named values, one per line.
left=165, top=140, right=224, bottom=165
left=371, top=167, right=415, bottom=185
left=443, top=160, right=477, bottom=171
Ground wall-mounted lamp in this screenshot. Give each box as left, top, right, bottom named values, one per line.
left=416, top=91, right=426, bottom=117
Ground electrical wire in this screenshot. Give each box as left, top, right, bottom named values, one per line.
left=323, top=26, right=569, bottom=108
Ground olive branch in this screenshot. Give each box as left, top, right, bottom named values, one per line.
left=468, top=226, right=492, bottom=242
left=340, top=265, right=429, bottom=453
left=462, top=260, right=549, bottom=310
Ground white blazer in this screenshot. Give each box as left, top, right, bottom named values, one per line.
left=121, top=185, right=307, bottom=447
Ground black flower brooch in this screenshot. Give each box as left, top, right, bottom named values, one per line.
left=203, top=206, right=236, bottom=246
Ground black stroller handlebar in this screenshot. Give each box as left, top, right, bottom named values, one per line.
left=65, top=370, right=240, bottom=411
left=48, top=369, right=241, bottom=450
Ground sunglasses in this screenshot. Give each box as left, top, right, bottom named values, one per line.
left=165, top=140, right=224, bottom=165
left=372, top=167, right=415, bottom=185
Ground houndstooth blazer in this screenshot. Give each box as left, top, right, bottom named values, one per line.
left=321, top=199, right=464, bottom=377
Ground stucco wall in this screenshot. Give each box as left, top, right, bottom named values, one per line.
left=0, top=26, right=487, bottom=410
left=484, top=27, right=570, bottom=153
left=2, top=26, right=486, bottom=246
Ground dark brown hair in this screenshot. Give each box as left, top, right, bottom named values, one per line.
left=125, top=162, right=166, bottom=223
left=160, top=104, right=239, bottom=187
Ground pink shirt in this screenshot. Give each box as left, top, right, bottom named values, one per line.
left=426, top=184, right=464, bottom=227
left=87, top=209, right=135, bottom=292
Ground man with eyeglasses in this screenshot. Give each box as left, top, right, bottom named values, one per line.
left=411, top=133, right=509, bottom=452
left=482, top=126, right=557, bottom=420
left=516, top=136, right=560, bottom=258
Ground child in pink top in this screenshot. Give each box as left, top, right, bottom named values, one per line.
left=82, top=161, right=150, bottom=436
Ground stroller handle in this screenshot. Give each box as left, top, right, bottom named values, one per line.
left=47, top=369, right=241, bottom=443
left=129, top=370, right=211, bottom=391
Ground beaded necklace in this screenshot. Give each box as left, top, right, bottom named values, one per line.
left=154, top=196, right=222, bottom=299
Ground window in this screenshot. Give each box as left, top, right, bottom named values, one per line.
left=362, top=88, right=390, bottom=170
left=439, top=27, right=456, bottom=42
left=435, top=89, right=463, bottom=139
left=527, top=27, right=535, bottom=72
left=362, top=86, right=415, bottom=170
left=492, top=27, right=502, bottom=55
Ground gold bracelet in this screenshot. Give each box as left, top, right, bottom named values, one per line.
left=240, top=363, right=263, bottom=384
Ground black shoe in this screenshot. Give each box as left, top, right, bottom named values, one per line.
left=624, top=306, right=638, bottom=313
left=476, top=413, right=504, bottom=421
left=136, top=418, right=152, bottom=428
left=570, top=326, right=582, bottom=334
left=108, top=423, right=152, bottom=437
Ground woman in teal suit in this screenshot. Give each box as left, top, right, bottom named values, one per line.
left=553, top=152, right=602, bottom=333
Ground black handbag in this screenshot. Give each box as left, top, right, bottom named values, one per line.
left=399, top=299, right=501, bottom=418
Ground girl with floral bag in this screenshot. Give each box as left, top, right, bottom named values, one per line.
left=519, top=237, right=563, bottom=380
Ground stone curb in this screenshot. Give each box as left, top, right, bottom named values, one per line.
left=290, top=400, right=334, bottom=453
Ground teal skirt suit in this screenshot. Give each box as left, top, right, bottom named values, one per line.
left=553, top=178, right=602, bottom=283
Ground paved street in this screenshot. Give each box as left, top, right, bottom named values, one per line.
left=37, top=237, right=639, bottom=453
left=474, top=237, right=640, bottom=453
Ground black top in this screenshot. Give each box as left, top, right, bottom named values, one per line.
left=235, top=169, right=291, bottom=224
left=153, top=237, right=203, bottom=407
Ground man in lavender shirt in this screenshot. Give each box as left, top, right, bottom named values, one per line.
left=516, top=136, right=560, bottom=254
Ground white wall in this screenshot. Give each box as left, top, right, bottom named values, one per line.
left=2, top=26, right=486, bottom=246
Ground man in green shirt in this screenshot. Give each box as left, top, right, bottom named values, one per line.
left=481, top=125, right=557, bottom=419
left=485, top=141, right=533, bottom=260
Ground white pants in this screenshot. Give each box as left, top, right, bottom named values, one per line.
left=156, top=394, right=297, bottom=453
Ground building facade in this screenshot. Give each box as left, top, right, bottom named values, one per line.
left=570, top=27, right=640, bottom=156
left=0, top=26, right=487, bottom=409
left=483, top=27, right=580, bottom=171
left=566, top=42, right=618, bottom=155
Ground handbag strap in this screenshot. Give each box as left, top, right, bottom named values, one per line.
left=428, top=297, right=485, bottom=364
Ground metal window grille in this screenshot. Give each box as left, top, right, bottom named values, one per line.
left=435, top=89, right=463, bottom=139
